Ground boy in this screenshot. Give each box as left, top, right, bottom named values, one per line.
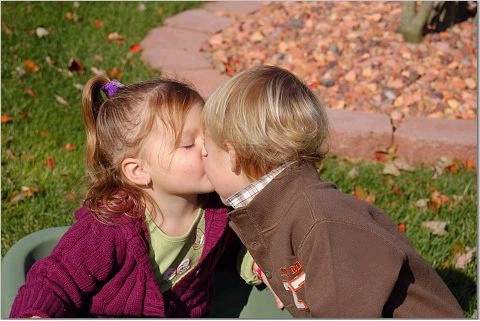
left=201, top=65, right=464, bottom=317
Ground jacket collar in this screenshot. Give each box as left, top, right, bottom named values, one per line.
left=228, top=161, right=320, bottom=231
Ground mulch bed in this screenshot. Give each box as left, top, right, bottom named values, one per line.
left=201, top=2, right=477, bottom=122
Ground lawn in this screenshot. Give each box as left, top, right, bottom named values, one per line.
left=1, top=1, right=477, bottom=317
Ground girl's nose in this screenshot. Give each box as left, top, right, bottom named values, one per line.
left=201, top=145, right=208, bottom=157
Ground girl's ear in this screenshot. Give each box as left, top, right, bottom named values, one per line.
left=122, top=158, right=150, bottom=186
left=224, top=142, right=241, bottom=175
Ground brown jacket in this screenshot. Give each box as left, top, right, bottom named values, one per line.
left=228, top=162, right=464, bottom=317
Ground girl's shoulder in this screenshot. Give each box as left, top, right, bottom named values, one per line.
left=50, top=206, right=148, bottom=263
left=71, top=206, right=147, bottom=242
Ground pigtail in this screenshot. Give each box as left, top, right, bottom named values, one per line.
left=81, top=75, right=109, bottom=180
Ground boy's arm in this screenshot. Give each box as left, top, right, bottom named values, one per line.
left=10, top=218, right=121, bottom=318
left=297, top=222, right=405, bottom=317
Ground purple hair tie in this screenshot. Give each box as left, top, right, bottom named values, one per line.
left=102, top=80, right=124, bottom=97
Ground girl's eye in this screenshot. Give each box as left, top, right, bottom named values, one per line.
left=181, top=142, right=194, bottom=149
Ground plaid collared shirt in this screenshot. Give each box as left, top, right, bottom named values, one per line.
left=226, top=162, right=292, bottom=209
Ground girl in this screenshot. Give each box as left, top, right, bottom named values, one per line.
left=10, top=76, right=233, bottom=317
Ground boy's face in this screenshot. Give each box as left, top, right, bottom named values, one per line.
left=202, top=131, right=248, bottom=204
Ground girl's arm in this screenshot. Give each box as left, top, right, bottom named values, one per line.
left=10, top=214, right=121, bottom=318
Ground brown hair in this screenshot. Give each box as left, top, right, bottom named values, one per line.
left=81, top=75, right=204, bottom=223
left=203, top=65, right=329, bottom=180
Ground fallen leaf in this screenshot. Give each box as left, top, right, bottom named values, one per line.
left=225, top=64, right=234, bottom=76
left=387, top=78, right=404, bottom=89
left=5, top=149, right=15, bottom=160
left=95, top=19, right=103, bottom=29
left=54, top=95, right=69, bottom=106
left=250, top=31, right=264, bottom=42
left=391, top=185, right=403, bottom=196
left=374, top=145, right=397, bottom=163
left=46, top=157, right=55, bottom=169
left=348, top=167, right=359, bottom=179
left=157, top=6, right=165, bottom=15
left=138, top=3, right=147, bottom=12
left=68, top=59, right=84, bottom=73
left=35, top=27, right=49, bottom=38
left=64, top=192, right=77, bottom=202
left=45, top=56, right=54, bottom=66
left=90, top=67, right=106, bottom=76
left=24, top=59, right=40, bottom=73
left=1, top=115, right=14, bottom=123
left=415, top=198, right=429, bottom=208
left=465, top=159, right=476, bottom=170
left=429, top=190, right=450, bottom=211
left=9, top=186, right=40, bottom=204
left=24, top=88, right=36, bottom=97
left=65, top=143, right=76, bottom=151
left=374, top=150, right=389, bottom=162
left=209, top=33, right=224, bottom=46
left=309, top=82, right=319, bottom=89
left=2, top=21, right=12, bottom=35
left=383, top=162, right=401, bottom=176
left=65, top=12, right=74, bottom=21
left=447, top=99, right=459, bottom=110
left=107, top=67, right=123, bottom=79
left=352, top=184, right=375, bottom=204
left=345, top=70, right=356, bottom=82
left=434, top=156, right=454, bottom=177
left=465, top=78, right=477, bottom=89
left=454, top=247, right=476, bottom=269
left=73, top=83, right=84, bottom=91
left=393, top=158, right=414, bottom=172
left=107, top=32, right=125, bottom=43
left=397, top=223, right=406, bottom=233
left=129, top=43, right=142, bottom=53
left=421, top=220, right=448, bottom=236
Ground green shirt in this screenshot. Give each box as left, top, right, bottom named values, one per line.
left=147, top=208, right=205, bottom=292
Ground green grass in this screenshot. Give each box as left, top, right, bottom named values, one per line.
left=1, top=1, right=200, bottom=253
left=1, top=1, right=477, bottom=317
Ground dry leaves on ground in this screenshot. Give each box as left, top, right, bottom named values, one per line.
left=202, top=2, right=477, bottom=121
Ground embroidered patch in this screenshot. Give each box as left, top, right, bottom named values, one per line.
left=162, top=258, right=191, bottom=281
left=279, top=260, right=303, bottom=279
left=193, top=227, right=205, bottom=250
left=163, top=268, right=177, bottom=281
left=279, top=260, right=309, bottom=310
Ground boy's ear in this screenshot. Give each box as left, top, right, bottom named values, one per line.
left=121, top=158, right=150, bottom=186
left=224, top=142, right=241, bottom=175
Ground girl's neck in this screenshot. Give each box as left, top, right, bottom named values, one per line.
left=148, top=193, right=200, bottom=237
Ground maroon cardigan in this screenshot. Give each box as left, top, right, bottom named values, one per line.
left=10, top=204, right=230, bottom=318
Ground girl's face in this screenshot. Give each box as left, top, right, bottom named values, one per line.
left=143, top=103, right=214, bottom=197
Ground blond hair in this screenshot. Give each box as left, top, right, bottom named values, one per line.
left=82, top=75, right=204, bottom=223
left=203, top=65, right=329, bottom=180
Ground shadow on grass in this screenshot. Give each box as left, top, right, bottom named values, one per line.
left=436, top=268, right=477, bottom=315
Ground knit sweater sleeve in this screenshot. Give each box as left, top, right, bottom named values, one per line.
left=10, top=208, right=124, bottom=318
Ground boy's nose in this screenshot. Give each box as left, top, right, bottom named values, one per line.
left=201, top=145, right=208, bottom=157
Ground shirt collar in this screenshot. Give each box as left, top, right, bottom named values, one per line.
left=226, top=162, right=292, bottom=209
